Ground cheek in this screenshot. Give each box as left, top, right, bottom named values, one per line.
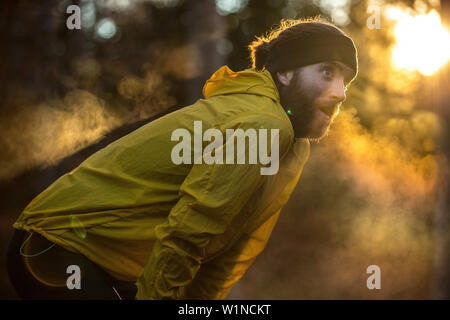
left=306, top=86, right=327, bottom=104
left=315, top=81, right=333, bottom=97
left=300, top=78, right=329, bottom=101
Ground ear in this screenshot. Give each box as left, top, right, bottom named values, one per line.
left=276, top=70, right=294, bottom=86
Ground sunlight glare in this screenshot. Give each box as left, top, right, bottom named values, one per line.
left=386, top=7, right=450, bottom=76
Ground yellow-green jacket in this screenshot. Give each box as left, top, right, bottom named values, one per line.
left=13, top=66, right=310, bottom=299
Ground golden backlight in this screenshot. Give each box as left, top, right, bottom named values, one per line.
left=386, top=7, right=450, bottom=76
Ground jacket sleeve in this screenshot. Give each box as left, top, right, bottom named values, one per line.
left=182, top=209, right=282, bottom=299
left=135, top=114, right=291, bottom=300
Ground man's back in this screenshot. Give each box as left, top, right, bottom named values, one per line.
left=12, top=66, right=310, bottom=299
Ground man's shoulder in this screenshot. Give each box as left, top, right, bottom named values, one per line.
left=200, top=91, right=287, bottom=124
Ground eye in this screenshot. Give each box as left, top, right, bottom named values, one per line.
left=321, top=66, right=333, bottom=79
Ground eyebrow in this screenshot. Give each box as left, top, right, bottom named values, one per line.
left=324, top=61, right=353, bottom=85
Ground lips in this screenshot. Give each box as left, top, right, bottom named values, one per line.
left=318, top=105, right=336, bottom=118
left=318, top=109, right=330, bottom=120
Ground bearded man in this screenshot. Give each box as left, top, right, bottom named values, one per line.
left=7, top=18, right=357, bottom=300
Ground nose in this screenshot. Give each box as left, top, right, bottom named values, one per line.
left=330, top=80, right=346, bottom=104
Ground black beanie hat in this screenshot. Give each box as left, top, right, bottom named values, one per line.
left=256, top=22, right=358, bottom=81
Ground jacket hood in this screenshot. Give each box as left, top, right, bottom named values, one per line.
left=202, top=66, right=280, bottom=102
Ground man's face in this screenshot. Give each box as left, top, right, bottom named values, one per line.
left=277, top=61, right=354, bottom=141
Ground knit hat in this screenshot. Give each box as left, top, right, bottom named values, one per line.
left=254, top=22, right=358, bottom=81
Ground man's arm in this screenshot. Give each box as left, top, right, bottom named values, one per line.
left=182, top=209, right=282, bottom=299
left=135, top=113, right=292, bottom=300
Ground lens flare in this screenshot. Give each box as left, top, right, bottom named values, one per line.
left=71, top=216, right=87, bottom=239
left=386, top=7, right=450, bottom=76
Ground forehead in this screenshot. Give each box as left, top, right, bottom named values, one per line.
left=294, top=60, right=355, bottom=84
left=329, top=61, right=354, bottom=76
left=326, top=60, right=355, bottom=83
left=299, top=61, right=354, bottom=76
left=295, top=60, right=353, bottom=86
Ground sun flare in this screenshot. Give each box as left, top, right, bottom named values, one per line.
left=386, top=7, right=450, bottom=76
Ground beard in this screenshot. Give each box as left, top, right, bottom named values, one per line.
left=278, top=72, right=336, bottom=141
